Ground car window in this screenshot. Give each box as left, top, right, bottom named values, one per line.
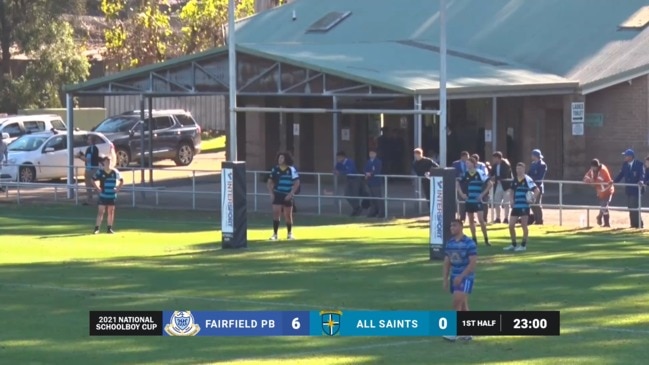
left=153, top=116, right=174, bottom=130
left=8, top=135, right=48, bottom=151
left=50, top=119, right=66, bottom=130
left=43, top=135, right=67, bottom=151
left=89, top=133, right=107, bottom=144
left=24, top=121, right=46, bottom=133
left=73, top=135, right=88, bottom=148
left=95, top=116, right=139, bottom=133
left=2, top=122, right=22, bottom=138
left=175, top=114, right=196, bottom=126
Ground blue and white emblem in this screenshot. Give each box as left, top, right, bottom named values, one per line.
left=164, top=311, right=201, bottom=336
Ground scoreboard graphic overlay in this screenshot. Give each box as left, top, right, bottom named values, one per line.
left=89, top=310, right=560, bottom=337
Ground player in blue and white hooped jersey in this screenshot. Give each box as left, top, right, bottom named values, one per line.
left=504, top=162, right=540, bottom=252
left=456, top=157, right=493, bottom=246
left=442, top=219, right=477, bottom=342
left=266, top=152, right=300, bottom=241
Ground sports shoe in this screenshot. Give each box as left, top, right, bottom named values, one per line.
left=287, top=233, right=295, bottom=240
left=93, top=228, right=100, bottom=235
left=269, top=234, right=278, bottom=241
left=503, top=218, right=509, bottom=224
left=514, top=246, right=527, bottom=252
left=494, top=218, right=501, bottom=224
left=442, top=335, right=457, bottom=342
left=107, top=228, right=115, bottom=234
left=503, top=245, right=516, bottom=251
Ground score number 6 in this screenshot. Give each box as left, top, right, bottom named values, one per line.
left=292, top=317, right=300, bottom=330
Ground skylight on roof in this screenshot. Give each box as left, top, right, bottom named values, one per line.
left=306, top=11, right=352, bottom=33
left=619, top=6, right=649, bottom=30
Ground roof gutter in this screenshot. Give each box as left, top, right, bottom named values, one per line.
left=580, top=65, right=649, bottom=95
left=419, top=82, right=579, bottom=100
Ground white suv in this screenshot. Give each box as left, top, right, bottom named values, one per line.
left=0, top=114, right=67, bottom=143
left=1, top=130, right=116, bottom=182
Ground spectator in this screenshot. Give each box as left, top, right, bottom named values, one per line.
left=452, top=151, right=470, bottom=221
left=0, top=133, right=9, bottom=192
left=613, top=149, right=645, bottom=228
left=583, top=159, right=614, bottom=227
left=77, top=135, right=101, bottom=205
left=364, top=149, right=383, bottom=218
left=413, top=148, right=439, bottom=203
left=528, top=149, right=548, bottom=225
left=472, top=153, right=490, bottom=223
left=490, top=151, right=513, bottom=224
left=334, top=151, right=362, bottom=216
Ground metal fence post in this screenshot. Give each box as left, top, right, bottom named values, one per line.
left=559, top=182, right=563, bottom=226
left=253, top=171, right=258, bottom=212
left=383, top=174, right=388, bottom=218
left=317, top=173, right=322, bottom=215
left=131, top=169, right=136, bottom=207
left=192, top=170, right=196, bottom=210
left=639, top=187, right=643, bottom=226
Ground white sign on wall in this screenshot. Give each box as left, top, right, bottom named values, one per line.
left=572, top=123, right=584, bottom=136
left=341, top=128, right=350, bottom=141
left=293, top=123, right=300, bottom=136
left=571, top=102, right=585, bottom=123
left=484, top=129, right=492, bottom=143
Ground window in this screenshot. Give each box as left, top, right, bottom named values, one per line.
left=50, top=119, right=66, bottom=130
left=306, top=11, right=352, bottom=33
left=73, top=135, right=89, bottom=148
left=175, top=114, right=197, bottom=126
left=153, top=116, right=174, bottom=130
left=95, top=116, right=139, bottom=133
left=90, top=133, right=107, bottom=145
left=43, top=135, right=67, bottom=151
left=24, top=121, right=46, bottom=133
left=1, top=123, right=22, bottom=138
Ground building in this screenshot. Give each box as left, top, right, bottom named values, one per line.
left=66, top=0, right=649, bottom=180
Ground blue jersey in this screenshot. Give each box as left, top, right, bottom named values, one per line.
left=93, top=168, right=123, bottom=200
left=459, top=169, right=488, bottom=203
left=269, top=165, right=299, bottom=194
left=445, top=235, right=477, bottom=279
left=511, top=175, right=537, bottom=209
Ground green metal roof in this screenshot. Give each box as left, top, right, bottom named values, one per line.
left=66, top=0, right=649, bottom=95
left=242, top=42, right=576, bottom=95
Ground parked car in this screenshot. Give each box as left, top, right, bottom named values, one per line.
left=91, top=109, right=202, bottom=167
left=0, top=130, right=116, bottom=182
left=0, top=114, right=67, bottom=143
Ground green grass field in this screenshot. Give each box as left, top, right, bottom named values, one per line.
left=1, top=204, right=648, bottom=365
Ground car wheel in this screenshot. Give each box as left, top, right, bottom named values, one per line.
left=116, top=148, right=130, bottom=168
left=174, top=143, right=194, bottom=166
left=19, top=165, right=36, bottom=183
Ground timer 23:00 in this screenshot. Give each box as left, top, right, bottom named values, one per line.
left=513, top=318, right=547, bottom=329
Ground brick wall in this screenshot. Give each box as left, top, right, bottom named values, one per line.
left=584, top=75, right=649, bottom=171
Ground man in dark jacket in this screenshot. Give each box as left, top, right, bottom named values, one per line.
left=490, top=151, right=513, bottom=223
left=452, top=151, right=470, bottom=221
left=364, top=149, right=383, bottom=218
left=528, top=149, right=548, bottom=225
left=613, top=149, right=645, bottom=228
left=412, top=148, right=439, bottom=202
left=335, top=151, right=362, bottom=216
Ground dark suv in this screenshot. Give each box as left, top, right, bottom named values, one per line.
left=92, top=109, right=202, bottom=167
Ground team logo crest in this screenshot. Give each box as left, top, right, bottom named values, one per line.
left=321, top=310, right=342, bottom=336
left=164, top=311, right=201, bottom=336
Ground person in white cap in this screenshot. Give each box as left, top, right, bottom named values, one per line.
left=528, top=149, right=547, bottom=225
left=612, top=149, right=645, bottom=228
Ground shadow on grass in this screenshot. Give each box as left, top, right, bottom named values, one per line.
left=1, top=215, right=649, bottom=364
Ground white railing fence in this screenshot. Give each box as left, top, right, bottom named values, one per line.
left=0, top=164, right=647, bottom=227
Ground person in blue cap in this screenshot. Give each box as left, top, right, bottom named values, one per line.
left=612, top=149, right=645, bottom=228
left=528, top=149, right=547, bottom=225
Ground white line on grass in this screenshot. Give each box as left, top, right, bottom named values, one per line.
left=2, top=282, right=649, bottom=336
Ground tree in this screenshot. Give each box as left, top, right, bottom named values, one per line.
left=102, top=0, right=173, bottom=71
left=179, top=0, right=255, bottom=55
left=15, top=22, right=91, bottom=109
left=0, top=0, right=88, bottom=112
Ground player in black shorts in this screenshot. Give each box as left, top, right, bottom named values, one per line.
left=456, top=157, right=492, bottom=246
left=266, top=152, right=300, bottom=240
left=504, top=162, right=540, bottom=252
left=92, top=155, right=124, bottom=234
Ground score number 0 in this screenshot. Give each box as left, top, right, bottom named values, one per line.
left=438, top=317, right=448, bottom=330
